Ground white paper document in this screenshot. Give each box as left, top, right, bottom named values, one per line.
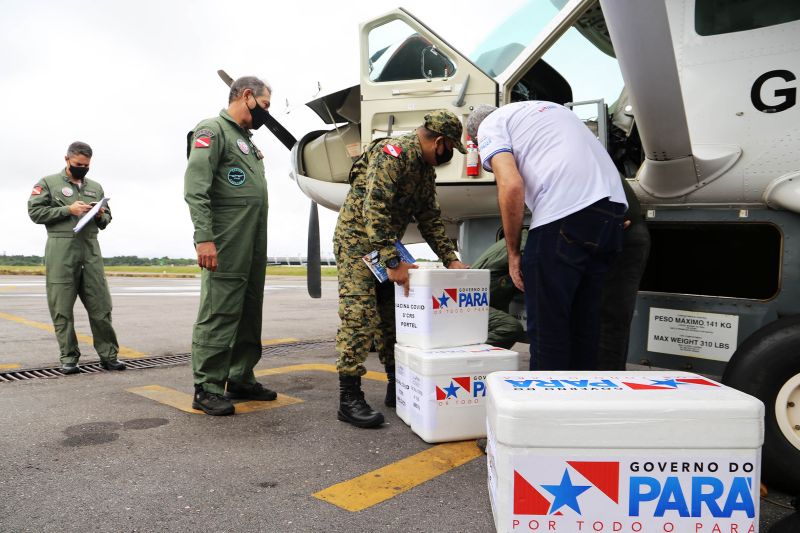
left=73, top=197, right=110, bottom=233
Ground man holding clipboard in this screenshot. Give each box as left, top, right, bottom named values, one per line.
left=27, top=141, right=125, bottom=374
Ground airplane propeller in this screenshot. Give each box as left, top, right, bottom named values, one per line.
left=307, top=200, right=322, bottom=298
left=216, top=69, right=321, bottom=298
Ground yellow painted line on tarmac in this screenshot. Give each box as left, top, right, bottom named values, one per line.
left=255, top=363, right=388, bottom=382
left=313, top=441, right=484, bottom=512
left=126, top=385, right=303, bottom=414
left=262, top=337, right=299, bottom=345
left=0, top=311, right=146, bottom=359
left=0, top=363, right=21, bottom=370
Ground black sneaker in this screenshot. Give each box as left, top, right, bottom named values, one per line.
left=192, top=386, right=235, bottom=416
left=100, top=359, right=126, bottom=371
left=60, top=363, right=80, bottom=375
left=224, top=381, right=278, bottom=401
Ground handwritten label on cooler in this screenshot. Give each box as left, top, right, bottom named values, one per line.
left=395, top=287, right=431, bottom=333
left=647, top=308, right=739, bottom=361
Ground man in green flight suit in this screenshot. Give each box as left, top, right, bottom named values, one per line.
left=28, top=141, right=125, bottom=374
left=334, top=110, right=469, bottom=429
left=184, top=76, right=278, bottom=416
left=472, top=230, right=529, bottom=350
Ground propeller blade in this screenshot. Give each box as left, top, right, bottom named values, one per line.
left=307, top=200, right=322, bottom=299
left=216, top=69, right=298, bottom=151
left=217, top=69, right=234, bottom=87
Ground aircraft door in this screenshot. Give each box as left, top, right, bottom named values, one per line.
left=359, top=9, right=497, bottom=181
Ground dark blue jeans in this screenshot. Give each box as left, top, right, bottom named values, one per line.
left=523, top=198, right=626, bottom=370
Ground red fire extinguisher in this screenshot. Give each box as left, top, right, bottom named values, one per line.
left=466, top=135, right=480, bottom=177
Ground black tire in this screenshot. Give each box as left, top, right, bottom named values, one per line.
left=723, top=315, right=800, bottom=492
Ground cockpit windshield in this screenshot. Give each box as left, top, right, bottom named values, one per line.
left=470, top=1, right=624, bottom=118
left=469, top=0, right=564, bottom=76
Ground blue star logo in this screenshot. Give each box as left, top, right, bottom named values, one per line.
left=443, top=381, right=460, bottom=399
left=650, top=378, right=679, bottom=388
left=542, top=469, right=591, bottom=515
left=438, top=293, right=450, bottom=308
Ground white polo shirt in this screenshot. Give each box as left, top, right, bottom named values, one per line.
left=477, top=101, right=627, bottom=229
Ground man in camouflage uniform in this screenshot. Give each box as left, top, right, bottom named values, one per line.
left=183, top=76, right=278, bottom=416
left=472, top=231, right=529, bottom=349
left=334, top=110, right=469, bottom=428
left=28, top=141, right=125, bottom=374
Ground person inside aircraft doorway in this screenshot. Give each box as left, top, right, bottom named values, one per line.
left=334, top=110, right=469, bottom=429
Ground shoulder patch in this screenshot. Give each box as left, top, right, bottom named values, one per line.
left=194, top=128, right=215, bottom=149
left=31, top=185, right=42, bottom=196
left=383, top=144, right=402, bottom=158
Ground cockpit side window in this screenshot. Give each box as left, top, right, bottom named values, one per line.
left=367, top=19, right=456, bottom=82
left=695, top=0, right=800, bottom=36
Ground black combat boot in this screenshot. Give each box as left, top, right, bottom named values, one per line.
left=100, top=359, right=126, bottom=371
left=337, top=374, right=384, bottom=428
left=60, top=363, right=80, bottom=375
left=384, top=364, right=396, bottom=408
left=192, top=385, right=235, bottom=416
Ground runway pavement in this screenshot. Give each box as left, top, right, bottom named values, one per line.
left=0, top=275, right=794, bottom=531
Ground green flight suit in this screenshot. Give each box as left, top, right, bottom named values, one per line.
left=333, top=134, right=458, bottom=376
left=472, top=231, right=529, bottom=349
left=27, top=170, right=119, bottom=364
left=184, top=109, right=268, bottom=395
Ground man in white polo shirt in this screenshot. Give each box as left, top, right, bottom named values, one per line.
left=466, top=102, right=628, bottom=371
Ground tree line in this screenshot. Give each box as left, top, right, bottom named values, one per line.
left=0, top=255, right=195, bottom=266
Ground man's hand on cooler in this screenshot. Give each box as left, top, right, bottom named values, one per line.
left=387, top=261, right=419, bottom=297
left=446, top=260, right=470, bottom=269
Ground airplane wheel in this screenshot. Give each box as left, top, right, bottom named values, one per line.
left=723, top=315, right=800, bottom=492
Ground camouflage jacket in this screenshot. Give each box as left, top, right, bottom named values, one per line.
left=333, top=133, right=457, bottom=266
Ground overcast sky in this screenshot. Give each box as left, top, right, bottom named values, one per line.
left=0, top=0, right=525, bottom=259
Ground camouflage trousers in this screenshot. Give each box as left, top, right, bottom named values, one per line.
left=334, top=243, right=395, bottom=376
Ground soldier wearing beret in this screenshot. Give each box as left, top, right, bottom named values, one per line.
left=333, top=109, right=469, bottom=429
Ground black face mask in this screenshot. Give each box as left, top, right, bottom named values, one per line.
left=435, top=142, right=454, bottom=165
left=69, top=165, right=89, bottom=179
left=248, top=96, right=269, bottom=130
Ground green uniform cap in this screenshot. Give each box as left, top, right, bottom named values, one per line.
left=424, top=110, right=466, bottom=154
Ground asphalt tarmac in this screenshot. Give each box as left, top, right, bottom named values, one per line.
left=0, top=275, right=794, bottom=532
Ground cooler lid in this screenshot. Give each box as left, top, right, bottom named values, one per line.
left=487, top=371, right=764, bottom=449
left=403, top=344, right=518, bottom=375
left=407, top=268, right=490, bottom=286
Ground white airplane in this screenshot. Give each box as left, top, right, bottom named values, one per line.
left=283, top=0, right=800, bottom=490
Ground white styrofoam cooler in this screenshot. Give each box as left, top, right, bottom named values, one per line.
left=395, top=344, right=518, bottom=442
left=395, top=268, right=490, bottom=349
left=485, top=371, right=764, bottom=533
left=394, top=343, right=411, bottom=425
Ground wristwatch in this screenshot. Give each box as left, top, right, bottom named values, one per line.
left=385, top=257, right=400, bottom=269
